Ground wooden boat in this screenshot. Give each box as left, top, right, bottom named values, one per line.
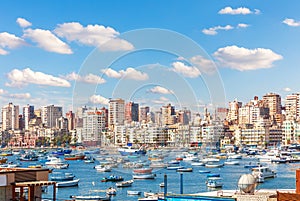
left=0, top=157, right=8, bottom=164
left=70, top=195, right=111, bottom=201
left=176, top=167, right=193, bottom=172
left=101, top=175, right=123, bottom=182
left=127, top=190, right=141, bottom=195
left=133, top=174, right=155, bottom=179
left=133, top=167, right=153, bottom=174
left=116, top=179, right=134, bottom=187
left=56, top=178, right=80, bottom=187
left=64, top=154, right=85, bottom=160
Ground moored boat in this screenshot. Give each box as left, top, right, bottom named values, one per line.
left=133, top=174, right=155, bottom=179
left=206, top=177, right=223, bottom=188
left=50, top=172, right=75, bottom=181
left=116, top=179, right=134, bottom=187
left=118, top=146, right=146, bottom=156
left=251, top=165, right=276, bottom=183
left=176, top=167, right=193, bottom=172
left=56, top=178, right=80, bottom=188
left=127, top=190, right=141, bottom=195
left=101, top=175, right=123, bottom=182
left=70, top=195, right=111, bottom=201
left=133, top=167, right=153, bottom=174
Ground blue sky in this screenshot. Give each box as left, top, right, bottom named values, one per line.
left=0, top=0, right=299, bottom=113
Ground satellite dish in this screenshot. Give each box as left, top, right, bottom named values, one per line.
left=238, top=174, right=257, bottom=194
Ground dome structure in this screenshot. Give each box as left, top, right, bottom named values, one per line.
left=238, top=174, right=257, bottom=194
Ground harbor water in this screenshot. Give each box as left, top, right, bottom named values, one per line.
left=9, top=150, right=299, bottom=201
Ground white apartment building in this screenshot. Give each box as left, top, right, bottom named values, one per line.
left=82, top=109, right=106, bottom=145
left=285, top=93, right=300, bottom=121
left=23, top=104, right=34, bottom=130
left=41, top=105, right=63, bottom=128
left=2, top=102, right=19, bottom=131
left=108, top=99, right=125, bottom=128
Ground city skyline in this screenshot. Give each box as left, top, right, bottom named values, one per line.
left=1, top=1, right=300, bottom=112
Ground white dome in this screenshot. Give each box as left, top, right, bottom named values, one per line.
left=238, top=174, right=257, bottom=193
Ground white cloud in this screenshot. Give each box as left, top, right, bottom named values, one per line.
left=89, top=94, right=109, bottom=105
left=152, top=97, right=170, bottom=104
left=283, top=87, right=291, bottom=92
left=23, top=28, right=73, bottom=54
left=213, top=45, right=283, bottom=71
left=149, top=86, right=174, bottom=94
left=54, top=22, right=133, bottom=51
left=0, top=89, right=7, bottom=95
left=6, top=68, right=71, bottom=87
left=171, top=61, right=201, bottom=78
left=237, top=23, right=249, bottom=28
left=16, top=18, right=32, bottom=28
left=0, top=32, right=26, bottom=55
left=218, top=6, right=259, bottom=15
left=64, top=72, right=106, bottom=84
left=189, top=55, right=216, bottom=74
left=101, top=67, right=149, bottom=80
left=202, top=25, right=234, bottom=35
left=283, top=18, right=300, bottom=27
left=10, top=93, right=31, bottom=99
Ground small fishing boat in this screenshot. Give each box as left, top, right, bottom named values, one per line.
left=199, top=170, right=211, bottom=174
left=207, top=173, right=220, bottom=178
left=191, top=162, right=205, bottom=166
left=224, top=160, right=240, bottom=165
left=70, top=195, right=111, bottom=201
left=252, top=165, right=276, bottom=183
left=50, top=172, right=75, bottom=181
left=101, top=175, right=124, bottom=182
left=206, top=177, right=223, bottom=188
left=94, top=165, right=112, bottom=172
left=127, top=190, right=141, bottom=195
left=205, top=163, right=224, bottom=168
left=116, top=179, right=134, bottom=187
left=168, top=160, right=180, bottom=164
left=166, top=166, right=184, bottom=170
left=133, top=167, right=153, bottom=174
left=56, top=178, right=80, bottom=188
left=106, top=187, right=117, bottom=195
left=64, top=154, right=85, bottom=160
left=133, top=174, right=155, bottom=179
left=176, top=167, right=193, bottom=172
left=159, top=182, right=165, bottom=187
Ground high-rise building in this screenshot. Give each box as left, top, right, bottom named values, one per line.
left=2, top=102, right=19, bottom=131
left=177, top=108, right=191, bottom=125
left=263, top=93, right=282, bottom=125
left=82, top=109, right=106, bottom=146
left=285, top=93, right=300, bottom=121
left=41, top=105, right=63, bottom=128
left=227, top=99, right=242, bottom=124
left=23, top=104, right=34, bottom=130
left=161, top=103, right=176, bottom=125
left=66, top=111, right=75, bottom=131
left=139, top=106, right=150, bottom=123
left=125, top=102, right=139, bottom=123
left=108, top=98, right=125, bottom=128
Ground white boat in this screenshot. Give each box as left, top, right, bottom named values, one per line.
left=116, top=179, right=134, bottom=187
left=94, top=165, right=112, bottom=172
left=45, top=157, right=69, bottom=169
left=118, top=146, right=146, bottom=156
left=106, top=187, right=116, bottom=195
left=127, top=190, right=141, bottom=195
left=202, top=158, right=220, bottom=163
left=70, top=195, right=111, bottom=201
left=166, top=166, right=184, bottom=170
left=159, top=182, right=165, bottom=187
left=56, top=178, right=80, bottom=187
left=206, top=177, right=223, bottom=188
left=252, top=166, right=276, bottom=183
left=176, top=167, right=193, bottom=172
left=224, top=160, right=240, bottom=165
left=133, top=174, right=155, bottom=179
left=205, top=162, right=224, bottom=168
left=227, top=154, right=242, bottom=159
left=50, top=172, right=75, bottom=181
left=191, top=162, right=205, bottom=166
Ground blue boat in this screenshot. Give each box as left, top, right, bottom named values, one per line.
left=207, top=173, right=220, bottom=178
left=52, top=148, right=72, bottom=155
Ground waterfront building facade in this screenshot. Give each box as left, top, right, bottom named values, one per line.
left=2, top=102, right=19, bottom=131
